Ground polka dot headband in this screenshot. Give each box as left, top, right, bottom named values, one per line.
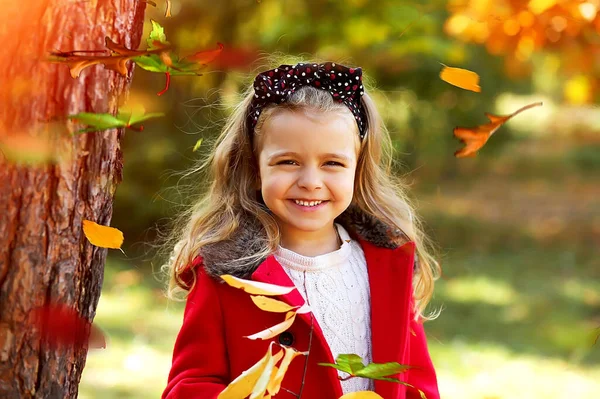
left=248, top=62, right=368, bottom=140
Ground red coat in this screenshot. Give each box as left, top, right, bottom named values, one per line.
left=163, top=208, right=439, bottom=399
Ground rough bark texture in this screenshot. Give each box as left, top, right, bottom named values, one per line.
left=0, top=0, right=145, bottom=397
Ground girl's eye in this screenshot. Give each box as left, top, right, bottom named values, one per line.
left=277, top=160, right=344, bottom=167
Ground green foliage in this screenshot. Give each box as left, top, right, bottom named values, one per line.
left=319, top=354, right=412, bottom=384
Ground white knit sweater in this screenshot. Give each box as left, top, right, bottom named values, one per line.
left=274, top=223, right=375, bottom=394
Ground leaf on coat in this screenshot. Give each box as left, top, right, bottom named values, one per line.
left=221, top=274, right=296, bottom=296
left=266, top=346, right=306, bottom=395
left=245, top=312, right=297, bottom=340
left=355, top=361, right=412, bottom=380
left=218, top=341, right=280, bottom=399
left=82, top=220, right=124, bottom=249
left=339, top=392, right=385, bottom=399
left=453, top=102, right=543, bottom=158
left=439, top=64, right=481, bottom=92
left=31, top=303, right=107, bottom=350
left=251, top=295, right=299, bottom=313
left=249, top=348, right=284, bottom=399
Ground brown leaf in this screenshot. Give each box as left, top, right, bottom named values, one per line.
left=453, top=102, right=543, bottom=158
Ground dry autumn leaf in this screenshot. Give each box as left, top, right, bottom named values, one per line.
left=251, top=295, right=298, bottom=313
left=82, top=220, right=124, bottom=250
left=439, top=64, right=481, bottom=92
left=267, top=346, right=306, bottom=395
left=165, top=0, right=172, bottom=17
left=250, top=348, right=284, bottom=399
left=217, top=342, right=281, bottom=399
left=245, top=311, right=297, bottom=340
left=339, top=392, right=385, bottom=399
left=221, top=274, right=296, bottom=296
left=454, top=102, right=543, bottom=158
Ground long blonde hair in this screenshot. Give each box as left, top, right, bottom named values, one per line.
left=161, top=60, right=441, bottom=320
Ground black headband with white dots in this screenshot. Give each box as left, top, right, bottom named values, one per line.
left=248, top=62, right=368, bottom=140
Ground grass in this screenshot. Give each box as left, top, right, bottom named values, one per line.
left=80, top=171, right=600, bottom=398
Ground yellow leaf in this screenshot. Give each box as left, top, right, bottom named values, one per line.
left=192, top=138, right=203, bottom=152
left=245, top=312, right=297, bottom=340
left=218, top=342, right=278, bottom=399
left=439, top=65, right=481, bottom=92
left=221, top=274, right=296, bottom=296
left=82, top=220, right=124, bottom=249
left=339, top=392, right=385, bottom=399
left=251, top=295, right=298, bottom=313
left=250, top=350, right=284, bottom=399
left=267, top=346, right=305, bottom=395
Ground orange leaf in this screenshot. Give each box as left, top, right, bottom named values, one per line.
left=453, top=102, right=543, bottom=158
left=82, top=220, right=124, bottom=249
left=440, top=65, right=481, bottom=92
left=183, top=42, right=224, bottom=64
left=165, top=0, right=172, bottom=17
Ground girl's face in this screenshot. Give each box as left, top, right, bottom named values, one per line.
left=257, top=108, right=360, bottom=246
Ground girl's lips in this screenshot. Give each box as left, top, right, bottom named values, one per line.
left=288, top=199, right=329, bottom=212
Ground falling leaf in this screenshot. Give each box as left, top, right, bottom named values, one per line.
left=267, top=346, right=305, bottom=395
left=339, top=392, right=385, bottom=399
left=192, top=138, right=203, bottom=152
left=319, top=354, right=415, bottom=384
left=453, top=102, right=543, bottom=158
left=68, top=107, right=164, bottom=134
left=148, top=19, right=169, bottom=48
left=182, top=42, right=224, bottom=64
left=31, top=303, right=107, bottom=350
left=82, top=220, right=124, bottom=249
left=251, top=295, right=298, bottom=313
left=439, top=64, right=481, bottom=92
left=245, top=312, right=297, bottom=340
left=250, top=348, right=284, bottom=399
left=165, top=0, right=172, bottom=17
left=218, top=342, right=280, bottom=399
left=221, top=274, right=296, bottom=296
left=319, top=354, right=366, bottom=375
left=49, top=37, right=171, bottom=78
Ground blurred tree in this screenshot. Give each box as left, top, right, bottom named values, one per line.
left=0, top=0, right=145, bottom=397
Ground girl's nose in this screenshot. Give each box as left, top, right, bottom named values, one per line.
left=297, top=168, right=322, bottom=191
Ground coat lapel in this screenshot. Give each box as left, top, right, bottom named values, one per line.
left=360, top=237, right=416, bottom=398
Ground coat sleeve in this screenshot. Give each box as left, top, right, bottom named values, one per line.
left=405, top=312, right=440, bottom=399
left=162, top=265, right=229, bottom=399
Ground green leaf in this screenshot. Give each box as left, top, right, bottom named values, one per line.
left=193, top=138, right=203, bottom=152
left=320, top=354, right=366, bottom=375
left=128, top=112, right=164, bottom=126
left=147, top=19, right=169, bottom=49
left=133, top=54, right=203, bottom=76
left=68, top=112, right=127, bottom=130
left=355, top=361, right=411, bottom=379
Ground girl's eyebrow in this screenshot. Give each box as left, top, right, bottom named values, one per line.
left=268, top=151, right=352, bottom=163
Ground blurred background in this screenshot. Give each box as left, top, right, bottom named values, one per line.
left=78, top=0, right=600, bottom=398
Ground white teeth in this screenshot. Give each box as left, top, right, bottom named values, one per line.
left=293, top=200, right=323, bottom=207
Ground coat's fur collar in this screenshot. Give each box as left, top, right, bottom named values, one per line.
left=198, top=204, right=410, bottom=279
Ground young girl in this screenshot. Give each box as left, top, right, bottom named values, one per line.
left=161, top=61, right=441, bottom=399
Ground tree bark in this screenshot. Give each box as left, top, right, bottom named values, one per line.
left=0, top=0, right=145, bottom=397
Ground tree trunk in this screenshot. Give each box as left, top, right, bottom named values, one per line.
left=0, top=1, right=145, bottom=397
